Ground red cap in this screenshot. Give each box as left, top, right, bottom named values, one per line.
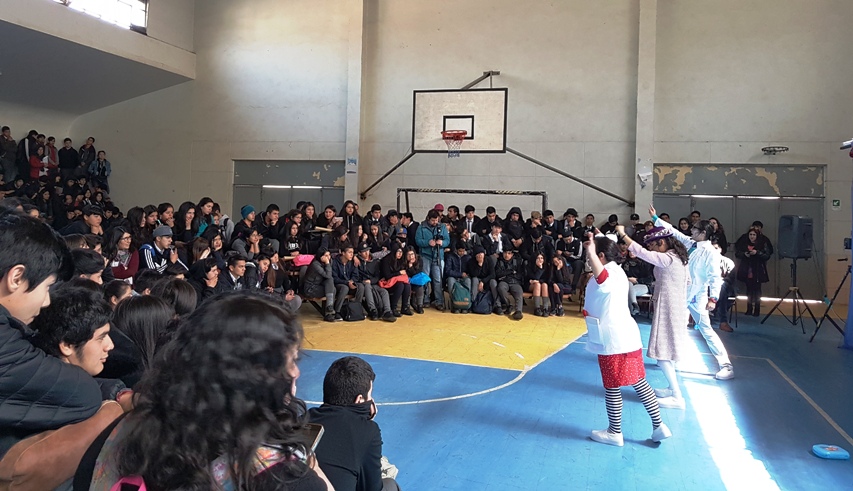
left=434, top=204, right=444, bottom=211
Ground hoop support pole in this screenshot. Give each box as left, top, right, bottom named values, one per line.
left=360, top=150, right=416, bottom=200
left=461, top=71, right=501, bottom=90
left=506, top=147, right=635, bottom=207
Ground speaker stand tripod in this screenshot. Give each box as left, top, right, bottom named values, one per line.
left=810, top=264, right=849, bottom=342
left=760, top=258, right=816, bottom=333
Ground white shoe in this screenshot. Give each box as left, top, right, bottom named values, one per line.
left=651, top=423, right=672, bottom=443
left=654, top=387, right=673, bottom=398
left=590, top=429, right=624, bottom=447
left=657, top=396, right=685, bottom=409
left=715, top=364, right=734, bottom=380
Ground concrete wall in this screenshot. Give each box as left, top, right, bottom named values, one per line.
left=62, top=0, right=853, bottom=301
left=654, top=0, right=853, bottom=301
left=147, top=0, right=196, bottom=52
left=0, top=0, right=194, bottom=78
left=70, top=0, right=350, bottom=213
left=0, top=101, right=76, bottom=143
left=360, top=0, right=640, bottom=221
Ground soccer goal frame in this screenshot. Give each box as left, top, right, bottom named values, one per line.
left=396, top=188, right=548, bottom=215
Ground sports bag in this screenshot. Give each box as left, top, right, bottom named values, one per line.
left=340, top=300, right=365, bottom=321
left=450, top=282, right=471, bottom=310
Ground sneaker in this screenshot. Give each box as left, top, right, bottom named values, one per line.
left=382, top=311, right=397, bottom=323
left=651, top=423, right=672, bottom=443
left=534, top=307, right=543, bottom=317
left=323, top=313, right=336, bottom=322
left=513, top=310, right=523, bottom=321
left=393, top=310, right=402, bottom=318
left=401, top=308, right=414, bottom=316
left=590, top=429, right=624, bottom=447
left=715, top=364, right=734, bottom=380
left=503, top=305, right=512, bottom=315
left=719, top=322, right=734, bottom=332
left=556, top=307, right=565, bottom=317
left=369, top=310, right=379, bottom=321
left=493, top=305, right=504, bottom=315
left=434, top=303, right=445, bottom=312
left=653, top=388, right=673, bottom=398
left=657, top=396, right=685, bottom=409
left=334, top=313, right=343, bottom=322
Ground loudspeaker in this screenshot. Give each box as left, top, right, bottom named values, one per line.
left=777, top=215, right=813, bottom=259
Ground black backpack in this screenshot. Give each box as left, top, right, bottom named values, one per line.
left=471, top=291, right=493, bottom=315
left=340, top=300, right=365, bottom=321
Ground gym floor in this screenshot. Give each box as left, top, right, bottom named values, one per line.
left=297, top=300, right=853, bottom=490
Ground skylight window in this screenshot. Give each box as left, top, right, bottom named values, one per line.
left=52, top=0, right=148, bottom=32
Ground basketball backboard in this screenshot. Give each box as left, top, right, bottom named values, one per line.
left=412, top=88, right=508, bottom=153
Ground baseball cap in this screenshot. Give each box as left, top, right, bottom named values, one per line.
left=357, top=242, right=371, bottom=252
left=434, top=203, right=444, bottom=212
left=630, top=213, right=640, bottom=221
left=82, top=204, right=103, bottom=217
left=153, top=225, right=173, bottom=238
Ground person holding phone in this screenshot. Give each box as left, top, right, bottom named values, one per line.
left=582, top=232, right=671, bottom=447
left=309, top=356, right=400, bottom=491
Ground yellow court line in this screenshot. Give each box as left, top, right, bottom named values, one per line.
left=302, top=331, right=586, bottom=407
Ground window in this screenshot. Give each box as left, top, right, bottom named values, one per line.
left=52, top=0, right=148, bottom=32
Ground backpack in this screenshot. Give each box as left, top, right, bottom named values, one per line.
left=451, top=282, right=471, bottom=310
left=471, top=290, right=493, bottom=315
left=340, top=300, right=365, bottom=321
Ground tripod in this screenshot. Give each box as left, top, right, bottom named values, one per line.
left=760, top=258, right=817, bottom=333
left=810, top=263, right=849, bottom=342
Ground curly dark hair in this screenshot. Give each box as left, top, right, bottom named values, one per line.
left=663, top=236, right=690, bottom=265
left=115, top=292, right=309, bottom=490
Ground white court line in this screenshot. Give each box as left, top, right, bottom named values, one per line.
left=302, top=332, right=585, bottom=407
left=738, top=355, right=853, bottom=448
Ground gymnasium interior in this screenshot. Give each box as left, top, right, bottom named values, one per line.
left=2, top=1, right=853, bottom=489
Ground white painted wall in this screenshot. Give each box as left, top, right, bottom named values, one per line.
left=0, top=0, right=194, bottom=78
left=654, top=0, right=853, bottom=301
left=61, top=0, right=853, bottom=301
left=0, top=101, right=76, bottom=143
left=360, top=0, right=640, bottom=222
left=147, top=0, right=196, bottom=52
left=70, top=0, right=350, bottom=213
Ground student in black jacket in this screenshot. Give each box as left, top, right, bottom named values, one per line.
left=303, top=248, right=340, bottom=322
left=493, top=249, right=524, bottom=320
left=0, top=212, right=126, bottom=489
left=466, top=245, right=495, bottom=299
left=379, top=243, right=411, bottom=316
left=520, top=228, right=555, bottom=265
left=355, top=243, right=396, bottom=322
left=188, top=257, right=220, bottom=306
left=474, top=206, right=502, bottom=238
left=548, top=255, right=573, bottom=317
left=525, top=252, right=548, bottom=317
left=309, top=356, right=400, bottom=491
left=483, top=221, right=512, bottom=257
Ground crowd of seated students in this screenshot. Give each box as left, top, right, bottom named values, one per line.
left=0, top=203, right=407, bottom=490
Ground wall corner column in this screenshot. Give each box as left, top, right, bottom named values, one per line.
left=344, top=0, right=365, bottom=202
left=634, top=0, right=657, bottom=211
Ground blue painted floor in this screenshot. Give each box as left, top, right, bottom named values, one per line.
left=299, top=313, right=853, bottom=490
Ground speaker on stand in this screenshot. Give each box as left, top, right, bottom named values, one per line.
left=760, top=215, right=817, bottom=333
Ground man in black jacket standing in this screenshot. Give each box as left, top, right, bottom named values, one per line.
left=309, top=356, right=400, bottom=491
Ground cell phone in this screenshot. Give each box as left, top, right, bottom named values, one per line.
left=299, top=423, right=325, bottom=451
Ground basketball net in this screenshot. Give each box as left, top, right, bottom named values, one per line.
left=441, top=130, right=467, bottom=158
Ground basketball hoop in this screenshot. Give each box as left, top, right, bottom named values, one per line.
left=441, top=130, right=467, bottom=158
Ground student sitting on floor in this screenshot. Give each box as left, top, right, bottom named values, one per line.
left=309, top=356, right=401, bottom=491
